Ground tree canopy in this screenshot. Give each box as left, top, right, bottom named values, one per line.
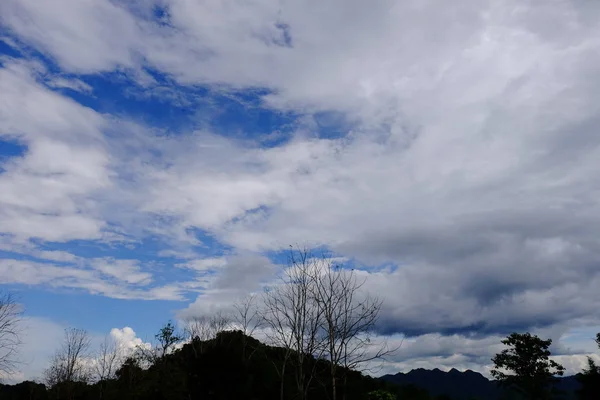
left=491, top=332, right=565, bottom=400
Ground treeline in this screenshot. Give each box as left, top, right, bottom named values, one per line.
left=4, top=326, right=600, bottom=400
left=0, top=327, right=435, bottom=400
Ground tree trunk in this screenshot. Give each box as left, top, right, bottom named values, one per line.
left=280, top=362, right=286, bottom=400
left=331, top=364, right=337, bottom=400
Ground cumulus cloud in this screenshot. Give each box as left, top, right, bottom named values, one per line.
left=109, top=327, right=151, bottom=355
left=0, top=319, right=152, bottom=384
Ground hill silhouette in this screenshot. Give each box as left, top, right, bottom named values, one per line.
left=380, top=368, right=582, bottom=400
left=0, top=331, right=588, bottom=400
left=0, top=330, right=409, bottom=400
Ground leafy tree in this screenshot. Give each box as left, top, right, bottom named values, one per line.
left=154, top=321, right=182, bottom=360
left=115, top=357, right=144, bottom=390
left=491, top=332, right=565, bottom=400
left=576, top=333, right=600, bottom=400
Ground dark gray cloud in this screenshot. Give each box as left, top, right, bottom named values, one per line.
left=212, top=254, right=276, bottom=291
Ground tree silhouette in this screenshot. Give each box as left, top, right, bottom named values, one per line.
left=491, top=332, right=565, bottom=400
left=0, top=292, right=22, bottom=378
left=45, top=328, right=92, bottom=400
left=576, top=332, right=600, bottom=400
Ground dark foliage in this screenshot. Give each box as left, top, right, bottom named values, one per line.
left=0, top=330, right=423, bottom=400
left=491, top=332, right=565, bottom=400
left=0, top=381, right=48, bottom=400
left=1, top=330, right=590, bottom=400
left=576, top=333, right=600, bottom=400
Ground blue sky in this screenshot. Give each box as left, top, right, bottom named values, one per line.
left=2, top=0, right=600, bottom=382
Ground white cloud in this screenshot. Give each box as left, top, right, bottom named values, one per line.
left=0, top=59, right=109, bottom=243
left=46, top=77, right=93, bottom=94
left=90, top=259, right=153, bottom=286
left=178, top=257, right=228, bottom=272
left=360, top=329, right=600, bottom=378
left=1, top=0, right=600, bottom=375
left=178, top=253, right=276, bottom=319
left=109, top=326, right=151, bottom=355
left=0, top=317, right=66, bottom=383
left=0, top=0, right=140, bottom=73
left=0, top=319, right=153, bottom=384
left=0, top=259, right=183, bottom=301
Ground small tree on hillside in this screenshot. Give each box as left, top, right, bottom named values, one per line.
left=155, top=321, right=183, bottom=359
left=183, top=313, right=230, bottom=342
left=576, top=333, right=600, bottom=400
left=136, top=321, right=183, bottom=365
left=183, top=312, right=231, bottom=358
left=491, top=332, right=565, bottom=400
left=233, top=294, right=261, bottom=338
left=233, top=294, right=262, bottom=361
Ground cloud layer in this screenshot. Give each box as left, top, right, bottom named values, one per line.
left=2, top=0, right=600, bottom=376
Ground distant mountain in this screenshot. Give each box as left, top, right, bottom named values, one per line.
left=379, top=368, right=581, bottom=400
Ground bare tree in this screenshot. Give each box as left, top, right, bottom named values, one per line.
left=233, top=294, right=263, bottom=362
left=0, top=292, right=22, bottom=378
left=233, top=294, right=261, bottom=337
left=261, top=248, right=324, bottom=400
left=183, top=312, right=230, bottom=342
left=312, top=263, right=395, bottom=400
left=45, top=328, right=92, bottom=390
left=94, top=334, right=123, bottom=381
left=183, top=312, right=231, bottom=357
left=94, top=334, right=123, bottom=399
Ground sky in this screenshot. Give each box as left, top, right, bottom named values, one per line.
left=1, top=0, right=600, bottom=382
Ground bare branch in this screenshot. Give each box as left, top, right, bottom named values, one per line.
left=45, top=328, right=92, bottom=386
left=311, top=258, right=397, bottom=400
left=233, top=294, right=262, bottom=338
left=261, top=247, right=326, bottom=400
left=183, top=312, right=231, bottom=344
left=94, top=334, right=124, bottom=382
left=0, top=292, right=22, bottom=377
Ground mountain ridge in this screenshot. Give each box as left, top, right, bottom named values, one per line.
left=379, top=368, right=581, bottom=400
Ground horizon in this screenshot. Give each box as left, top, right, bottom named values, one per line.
left=1, top=0, right=600, bottom=383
